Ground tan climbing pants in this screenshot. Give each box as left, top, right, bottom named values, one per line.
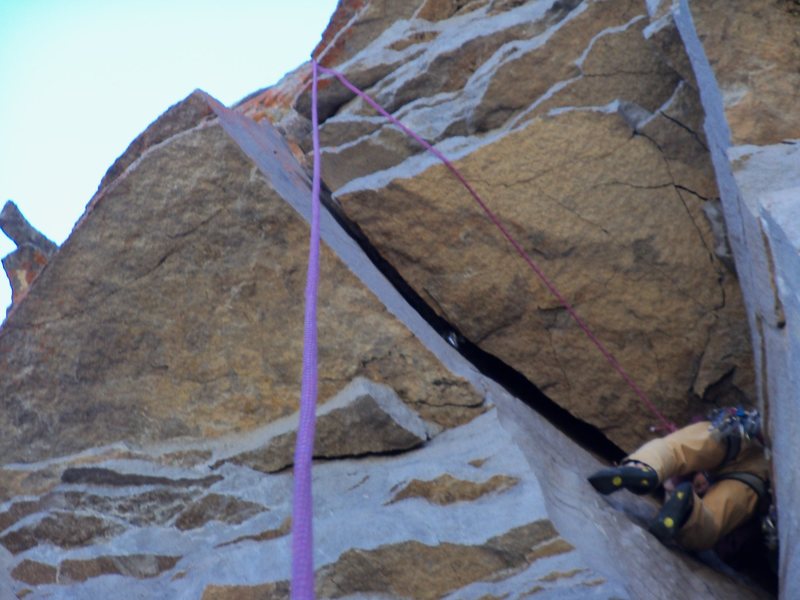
left=627, top=421, right=770, bottom=550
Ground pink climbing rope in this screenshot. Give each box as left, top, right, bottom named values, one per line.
left=291, top=60, right=322, bottom=600
left=315, top=62, right=676, bottom=434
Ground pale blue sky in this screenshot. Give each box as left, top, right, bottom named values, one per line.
left=0, top=0, right=337, bottom=314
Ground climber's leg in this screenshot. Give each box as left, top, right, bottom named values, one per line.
left=675, top=478, right=758, bottom=551
left=626, top=421, right=726, bottom=482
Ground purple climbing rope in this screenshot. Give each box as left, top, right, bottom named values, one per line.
left=291, top=59, right=322, bottom=600
left=291, top=58, right=678, bottom=598
left=314, top=63, right=676, bottom=434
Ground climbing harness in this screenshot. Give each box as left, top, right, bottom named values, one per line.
left=291, top=59, right=678, bottom=599
left=714, top=471, right=769, bottom=505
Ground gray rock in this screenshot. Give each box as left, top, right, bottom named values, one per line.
left=219, top=377, right=434, bottom=473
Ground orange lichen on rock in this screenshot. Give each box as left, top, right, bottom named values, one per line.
left=311, top=0, right=369, bottom=63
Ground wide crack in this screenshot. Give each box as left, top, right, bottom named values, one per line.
left=317, top=180, right=625, bottom=464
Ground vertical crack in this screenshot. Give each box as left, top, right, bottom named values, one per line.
left=634, top=130, right=717, bottom=263
left=759, top=223, right=786, bottom=328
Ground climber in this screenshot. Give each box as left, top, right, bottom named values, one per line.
left=587, top=408, right=771, bottom=552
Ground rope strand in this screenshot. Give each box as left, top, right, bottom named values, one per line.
left=291, top=59, right=322, bottom=600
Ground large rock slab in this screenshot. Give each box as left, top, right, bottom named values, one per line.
left=672, top=0, right=800, bottom=594
left=336, top=110, right=750, bottom=452
left=0, top=93, right=481, bottom=464
left=258, top=0, right=754, bottom=450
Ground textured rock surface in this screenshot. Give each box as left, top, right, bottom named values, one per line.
left=0, top=410, right=631, bottom=599
left=2, top=404, right=765, bottom=599
left=0, top=95, right=481, bottom=465
left=219, top=377, right=434, bottom=473
left=250, top=0, right=756, bottom=451
left=0, top=0, right=794, bottom=597
left=0, top=201, right=58, bottom=312
left=203, top=92, right=769, bottom=599
left=671, top=0, right=799, bottom=595
left=687, top=0, right=800, bottom=146
left=387, top=473, right=520, bottom=505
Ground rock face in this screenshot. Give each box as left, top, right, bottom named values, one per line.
left=0, top=94, right=481, bottom=464
left=670, top=0, right=800, bottom=596
left=0, top=0, right=794, bottom=598
left=0, top=406, right=764, bottom=600
left=218, top=377, right=434, bottom=473
left=247, top=0, right=755, bottom=451
left=0, top=201, right=58, bottom=313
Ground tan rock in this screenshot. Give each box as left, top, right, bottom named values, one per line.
left=388, top=473, right=519, bottom=505
left=688, top=0, right=800, bottom=145
left=320, top=127, right=421, bottom=192
left=0, top=201, right=58, bottom=312
left=418, top=0, right=489, bottom=21
left=59, top=554, right=180, bottom=583
left=316, top=16, right=558, bottom=189
left=473, top=0, right=653, bottom=131
left=0, top=500, right=42, bottom=535
left=201, top=520, right=571, bottom=600
left=221, top=377, right=434, bottom=473
left=0, top=449, right=149, bottom=503
left=314, top=520, right=570, bottom=599
left=202, top=581, right=289, bottom=600
left=255, top=0, right=755, bottom=449
left=338, top=109, right=750, bottom=450
left=0, top=1, right=785, bottom=598
left=215, top=516, right=292, bottom=549
left=62, top=488, right=197, bottom=527
left=312, top=0, right=427, bottom=65
left=60, top=467, right=221, bottom=488
left=0, top=100, right=481, bottom=464
left=96, top=90, right=215, bottom=194
left=156, top=449, right=213, bottom=468
left=538, top=568, right=586, bottom=583
left=0, top=513, right=124, bottom=555
left=174, top=493, right=267, bottom=531
left=10, top=560, right=57, bottom=586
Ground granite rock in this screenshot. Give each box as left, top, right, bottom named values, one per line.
left=249, top=0, right=756, bottom=451
left=0, top=0, right=793, bottom=597
left=0, top=513, right=124, bottom=555
left=687, top=0, right=800, bottom=146
left=219, top=377, right=435, bottom=473
left=671, top=0, right=800, bottom=595
left=174, top=494, right=267, bottom=531
left=0, top=201, right=58, bottom=312
left=59, top=554, right=181, bottom=584
left=387, top=473, right=520, bottom=505
left=0, top=96, right=481, bottom=464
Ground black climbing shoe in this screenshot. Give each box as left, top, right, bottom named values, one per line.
left=587, top=463, right=659, bottom=495
left=649, top=481, right=694, bottom=543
